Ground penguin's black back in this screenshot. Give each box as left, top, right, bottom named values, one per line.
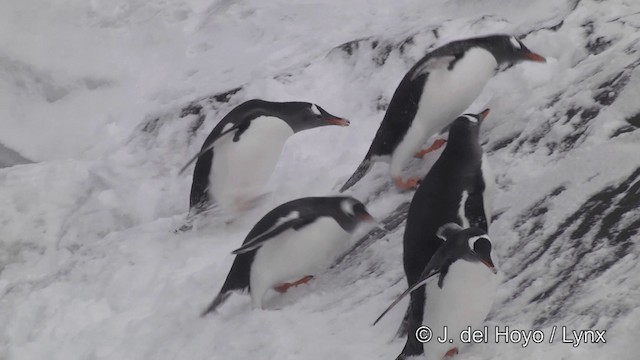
left=218, top=251, right=255, bottom=294
left=200, top=247, right=256, bottom=316
left=189, top=149, right=213, bottom=212
left=367, top=72, right=428, bottom=158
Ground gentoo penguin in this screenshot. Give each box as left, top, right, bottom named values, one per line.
left=397, top=109, right=494, bottom=357
left=180, top=100, right=349, bottom=216
left=339, top=34, right=545, bottom=192
left=374, top=223, right=499, bottom=360
left=201, top=196, right=374, bottom=315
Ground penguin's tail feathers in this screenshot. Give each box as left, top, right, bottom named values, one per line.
left=339, top=158, right=373, bottom=193
left=200, top=291, right=231, bottom=317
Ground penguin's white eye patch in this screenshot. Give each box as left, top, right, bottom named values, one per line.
left=462, top=114, right=478, bottom=123
left=341, top=200, right=356, bottom=216
left=510, top=36, right=522, bottom=49
left=311, top=104, right=321, bottom=116
left=468, top=235, right=490, bottom=249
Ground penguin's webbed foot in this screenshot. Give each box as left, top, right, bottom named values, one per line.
left=414, top=138, right=447, bottom=159
left=273, top=275, right=314, bottom=293
left=393, top=177, right=420, bottom=191
left=234, top=194, right=269, bottom=213
left=444, top=347, right=458, bottom=358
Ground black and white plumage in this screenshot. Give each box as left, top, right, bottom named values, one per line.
left=374, top=224, right=499, bottom=360
left=181, top=100, right=349, bottom=216
left=201, top=196, right=374, bottom=315
left=398, top=109, right=494, bottom=357
left=339, top=34, right=545, bottom=192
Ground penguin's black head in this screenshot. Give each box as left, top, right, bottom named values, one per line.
left=461, top=228, right=497, bottom=274
left=447, top=108, right=489, bottom=147
left=484, top=35, right=546, bottom=65
left=437, top=224, right=497, bottom=274
left=332, top=197, right=375, bottom=232
left=466, top=232, right=497, bottom=274
left=282, top=102, right=350, bottom=132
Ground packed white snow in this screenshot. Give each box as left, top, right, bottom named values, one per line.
left=2, top=0, right=640, bottom=359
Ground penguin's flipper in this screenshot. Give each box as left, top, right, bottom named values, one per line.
left=339, top=158, right=373, bottom=192
left=372, top=268, right=440, bottom=326
left=231, top=215, right=317, bottom=255
left=178, top=122, right=247, bottom=175
left=180, top=140, right=219, bottom=175
left=409, top=55, right=457, bottom=81
left=201, top=292, right=231, bottom=317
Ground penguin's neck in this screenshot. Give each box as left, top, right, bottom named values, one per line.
left=255, top=112, right=297, bottom=133
left=247, top=103, right=293, bottom=129
left=443, top=138, right=482, bottom=165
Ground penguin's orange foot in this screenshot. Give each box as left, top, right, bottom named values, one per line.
left=273, top=283, right=290, bottom=293
left=273, top=275, right=314, bottom=293
left=414, top=138, right=447, bottom=159
left=235, top=198, right=259, bottom=212
left=393, top=177, right=420, bottom=190
left=444, top=347, right=458, bottom=358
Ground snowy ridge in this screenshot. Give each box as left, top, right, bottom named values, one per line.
left=2, top=0, right=640, bottom=359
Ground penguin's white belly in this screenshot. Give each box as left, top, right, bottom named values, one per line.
left=249, top=217, right=350, bottom=308
left=423, top=260, right=499, bottom=359
left=390, top=48, right=497, bottom=176
left=209, top=116, right=293, bottom=211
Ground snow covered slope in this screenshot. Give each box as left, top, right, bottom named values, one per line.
left=2, top=0, right=640, bottom=359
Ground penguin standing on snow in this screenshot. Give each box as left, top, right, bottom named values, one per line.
left=201, top=196, right=375, bottom=315
left=339, top=34, right=545, bottom=192
left=396, top=109, right=494, bottom=358
left=180, top=100, right=349, bottom=216
left=374, top=223, right=499, bottom=360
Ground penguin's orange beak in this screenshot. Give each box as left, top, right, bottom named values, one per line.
left=357, top=211, right=385, bottom=231
left=525, top=51, right=546, bottom=62
left=480, top=259, right=497, bottom=274
left=356, top=212, right=375, bottom=222
left=326, top=118, right=350, bottom=127
left=479, top=108, right=490, bottom=122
